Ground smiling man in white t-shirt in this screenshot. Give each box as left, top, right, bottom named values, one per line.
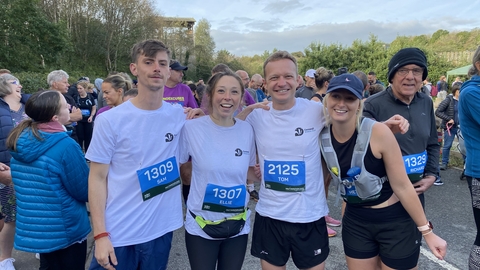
left=239, top=51, right=330, bottom=270
left=87, top=40, right=187, bottom=270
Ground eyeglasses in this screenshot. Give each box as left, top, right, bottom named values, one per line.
left=397, top=68, right=424, bottom=77
left=9, top=80, right=20, bottom=85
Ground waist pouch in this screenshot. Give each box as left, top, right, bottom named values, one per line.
left=189, top=209, right=247, bottom=239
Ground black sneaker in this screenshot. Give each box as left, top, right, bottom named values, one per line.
left=434, top=178, right=444, bottom=186
left=249, top=190, right=259, bottom=202
left=439, top=164, right=447, bottom=170
left=460, top=170, right=466, bottom=180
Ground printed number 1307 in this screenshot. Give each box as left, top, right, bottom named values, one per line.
left=212, top=188, right=243, bottom=199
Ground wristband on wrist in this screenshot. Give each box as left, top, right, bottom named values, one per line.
left=422, top=230, right=433, bottom=236
left=417, top=221, right=433, bottom=232
left=93, top=232, right=110, bottom=241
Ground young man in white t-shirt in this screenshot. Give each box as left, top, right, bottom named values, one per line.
left=87, top=40, right=188, bottom=270
left=239, top=51, right=330, bottom=270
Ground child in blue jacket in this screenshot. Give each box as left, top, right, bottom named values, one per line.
left=7, top=90, right=90, bottom=270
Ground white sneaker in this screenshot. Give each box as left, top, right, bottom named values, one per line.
left=35, top=253, right=40, bottom=260
left=0, top=258, right=15, bottom=270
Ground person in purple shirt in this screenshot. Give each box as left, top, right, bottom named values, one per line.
left=164, top=60, right=199, bottom=206
left=164, top=60, right=198, bottom=109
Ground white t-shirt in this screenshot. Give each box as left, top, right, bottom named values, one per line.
left=179, top=116, right=256, bottom=239
left=246, top=98, right=328, bottom=223
left=86, top=100, right=186, bottom=247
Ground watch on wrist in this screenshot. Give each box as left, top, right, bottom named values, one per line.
left=417, top=221, right=433, bottom=232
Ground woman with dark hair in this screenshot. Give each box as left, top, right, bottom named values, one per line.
left=459, top=45, right=480, bottom=269
left=7, top=90, right=90, bottom=270
left=178, top=71, right=257, bottom=270
left=435, top=83, right=462, bottom=170
left=311, top=67, right=334, bottom=102
left=195, top=84, right=205, bottom=107
left=75, top=81, right=96, bottom=153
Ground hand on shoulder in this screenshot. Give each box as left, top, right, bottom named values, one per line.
left=383, top=114, right=409, bottom=134
left=184, top=108, right=205, bottom=120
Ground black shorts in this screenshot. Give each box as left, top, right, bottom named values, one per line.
left=343, top=202, right=421, bottom=269
left=251, top=213, right=329, bottom=269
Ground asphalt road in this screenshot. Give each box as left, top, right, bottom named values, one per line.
left=9, top=167, right=473, bottom=270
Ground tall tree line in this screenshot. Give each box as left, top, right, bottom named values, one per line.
left=298, top=30, right=480, bottom=84
left=1, top=0, right=214, bottom=79
left=1, top=0, right=479, bottom=92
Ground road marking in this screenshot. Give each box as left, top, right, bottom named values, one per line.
left=420, top=247, right=459, bottom=270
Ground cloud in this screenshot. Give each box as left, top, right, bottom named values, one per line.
left=212, top=18, right=479, bottom=56
left=434, top=16, right=480, bottom=30
left=261, top=0, right=305, bottom=14
left=245, top=19, right=285, bottom=31
left=214, top=16, right=285, bottom=33
left=214, top=17, right=252, bottom=32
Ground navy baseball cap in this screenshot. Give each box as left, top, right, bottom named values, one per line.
left=326, top=73, right=364, bottom=99
left=170, top=61, right=188, bottom=71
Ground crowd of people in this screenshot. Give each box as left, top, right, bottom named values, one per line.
left=1, top=39, right=480, bottom=270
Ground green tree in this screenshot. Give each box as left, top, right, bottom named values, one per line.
left=215, top=49, right=234, bottom=65
left=237, top=54, right=264, bottom=77
left=192, top=19, right=215, bottom=81
left=347, top=35, right=389, bottom=81
left=431, top=29, right=449, bottom=43
left=0, top=0, right=69, bottom=72
left=300, top=43, right=352, bottom=75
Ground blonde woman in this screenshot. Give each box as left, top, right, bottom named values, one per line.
left=97, top=75, right=132, bottom=116
left=0, top=74, right=29, bottom=269
left=320, top=73, right=446, bottom=269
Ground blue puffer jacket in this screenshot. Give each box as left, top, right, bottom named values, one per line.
left=10, top=128, right=90, bottom=253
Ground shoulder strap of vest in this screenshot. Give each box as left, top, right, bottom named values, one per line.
left=351, top=118, right=388, bottom=184
left=319, top=125, right=344, bottom=206
left=351, top=117, right=375, bottom=168
left=319, top=125, right=341, bottom=178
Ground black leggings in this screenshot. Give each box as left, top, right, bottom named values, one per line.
left=76, top=121, right=93, bottom=152
left=185, top=231, right=248, bottom=270
left=39, top=240, right=87, bottom=270
left=467, top=176, right=480, bottom=246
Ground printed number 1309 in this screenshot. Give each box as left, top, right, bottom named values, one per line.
left=143, top=161, right=174, bottom=181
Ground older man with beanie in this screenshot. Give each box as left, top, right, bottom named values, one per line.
left=364, top=48, right=441, bottom=208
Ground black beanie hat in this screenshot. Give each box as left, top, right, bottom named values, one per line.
left=387, top=48, right=428, bottom=83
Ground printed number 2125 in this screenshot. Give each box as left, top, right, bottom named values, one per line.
left=267, top=164, right=299, bottom=175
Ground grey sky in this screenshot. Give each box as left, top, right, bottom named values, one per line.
left=158, top=0, right=480, bottom=56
